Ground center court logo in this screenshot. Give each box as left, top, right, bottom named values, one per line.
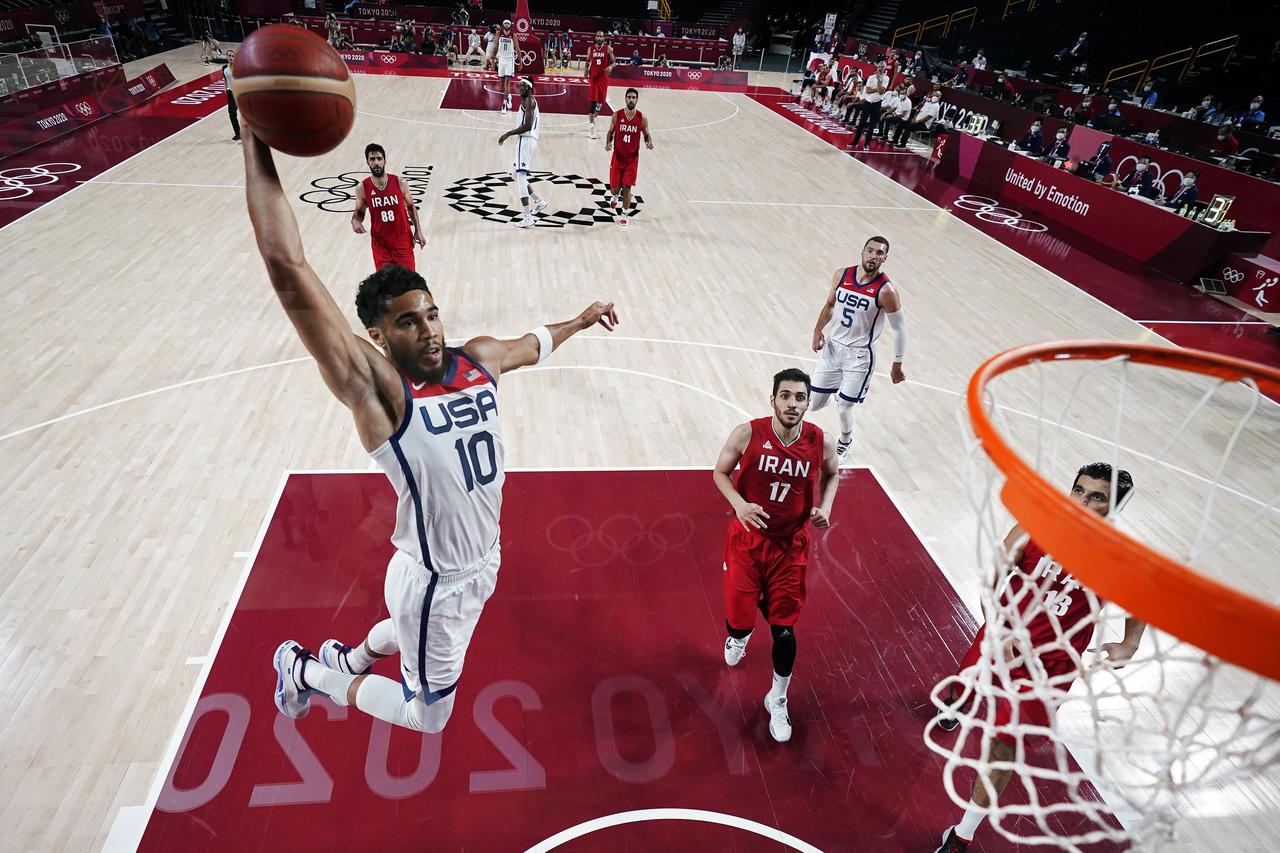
left=299, top=165, right=433, bottom=213
left=0, top=162, right=81, bottom=200
left=545, top=513, right=695, bottom=568
left=444, top=171, right=643, bottom=228
left=952, top=194, right=1047, bottom=232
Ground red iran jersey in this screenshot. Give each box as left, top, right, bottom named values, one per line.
left=1001, top=539, right=1102, bottom=673
left=363, top=174, right=413, bottom=251
left=612, top=109, right=644, bottom=159
left=734, top=417, right=825, bottom=539
left=587, top=44, right=610, bottom=79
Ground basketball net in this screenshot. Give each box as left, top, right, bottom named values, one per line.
left=926, top=342, right=1280, bottom=851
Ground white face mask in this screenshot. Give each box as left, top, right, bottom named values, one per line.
left=1136, top=163, right=1147, bottom=171
left=1251, top=102, right=1262, bottom=110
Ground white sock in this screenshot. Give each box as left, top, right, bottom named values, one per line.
left=838, top=401, right=856, bottom=437
left=956, top=805, right=986, bottom=840
left=344, top=619, right=395, bottom=673
left=303, top=657, right=356, bottom=706
left=522, top=202, right=531, bottom=216
left=768, top=671, right=791, bottom=701
left=728, top=632, right=749, bottom=648
left=531, top=190, right=544, bottom=205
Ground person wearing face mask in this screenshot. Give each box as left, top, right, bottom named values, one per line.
left=1088, top=99, right=1124, bottom=131
left=904, top=50, right=926, bottom=77
left=1041, top=127, right=1070, bottom=163
left=1212, top=124, right=1239, bottom=158
left=850, top=61, right=890, bottom=150
left=1139, top=80, right=1158, bottom=109
left=1235, top=96, right=1265, bottom=128
left=1073, top=141, right=1112, bottom=181
left=1119, top=158, right=1156, bottom=198
left=1162, top=171, right=1198, bottom=208
left=892, top=89, right=942, bottom=147
left=1016, top=120, right=1044, bottom=155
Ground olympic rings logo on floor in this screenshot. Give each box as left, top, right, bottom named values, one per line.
left=953, top=194, right=1048, bottom=232
left=1222, top=267, right=1244, bottom=284
left=298, top=165, right=433, bottom=213
left=0, top=162, right=81, bottom=201
left=545, top=512, right=697, bottom=568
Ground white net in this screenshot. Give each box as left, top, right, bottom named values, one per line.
left=925, top=345, right=1280, bottom=852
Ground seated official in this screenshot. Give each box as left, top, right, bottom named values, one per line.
left=1073, top=141, right=1112, bottom=181
left=1016, top=120, right=1045, bottom=154
left=1138, top=80, right=1158, bottom=109
left=1161, top=172, right=1199, bottom=208
left=1041, top=127, right=1070, bottom=162
left=1118, top=159, right=1157, bottom=198
left=1088, top=99, right=1124, bottom=130
left=1212, top=124, right=1239, bottom=158
left=1234, top=96, right=1264, bottom=128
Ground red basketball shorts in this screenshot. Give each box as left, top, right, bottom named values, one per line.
left=958, top=624, right=1061, bottom=746
left=723, top=524, right=809, bottom=630
left=373, top=244, right=416, bottom=272
left=588, top=77, right=608, bottom=106
left=609, top=154, right=638, bottom=188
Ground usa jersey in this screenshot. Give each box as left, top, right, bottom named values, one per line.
left=371, top=349, right=504, bottom=574
left=497, top=35, right=515, bottom=62
left=826, top=265, right=890, bottom=349
left=999, top=539, right=1101, bottom=673
left=519, top=99, right=540, bottom=141
left=363, top=174, right=412, bottom=252
left=734, top=417, right=824, bottom=539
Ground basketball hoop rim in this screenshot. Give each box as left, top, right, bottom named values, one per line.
left=967, top=340, right=1280, bottom=682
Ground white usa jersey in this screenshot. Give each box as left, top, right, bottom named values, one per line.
left=825, top=265, right=892, bottom=349
left=520, top=99, right=540, bottom=141
left=371, top=349, right=504, bottom=574
left=497, top=35, right=515, bottom=61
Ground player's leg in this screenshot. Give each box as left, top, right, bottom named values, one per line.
left=808, top=344, right=842, bottom=412
left=760, top=530, right=808, bottom=743
left=607, top=159, right=622, bottom=213
left=722, top=525, right=763, bottom=666
left=321, top=618, right=396, bottom=675
left=832, top=351, right=873, bottom=459
left=936, top=713, right=1017, bottom=851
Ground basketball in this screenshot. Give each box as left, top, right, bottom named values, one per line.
left=231, top=24, right=355, bottom=157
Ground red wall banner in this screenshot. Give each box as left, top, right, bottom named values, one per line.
left=335, top=49, right=447, bottom=70
left=608, top=65, right=747, bottom=87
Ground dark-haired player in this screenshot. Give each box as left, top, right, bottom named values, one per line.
left=585, top=30, right=613, bottom=140
left=809, top=235, right=907, bottom=461
left=712, top=368, right=841, bottom=743
left=241, top=125, right=620, bottom=735
left=351, top=143, right=423, bottom=271
left=932, top=463, right=1148, bottom=853
left=604, top=87, right=652, bottom=227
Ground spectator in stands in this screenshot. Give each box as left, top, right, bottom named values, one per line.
left=893, top=88, right=942, bottom=146
left=1056, top=32, right=1088, bottom=62
left=1212, top=124, right=1239, bottom=157
left=718, top=55, right=733, bottom=71
left=1069, top=60, right=1089, bottom=84
left=453, top=2, right=470, bottom=26
left=1119, top=158, right=1157, bottom=198
left=1016, top=120, right=1045, bottom=154
left=632, top=49, right=643, bottom=66
left=420, top=27, right=437, bottom=55
left=1073, top=141, right=1112, bottom=181
left=461, top=28, right=484, bottom=64
left=1184, top=94, right=1217, bottom=122
left=1088, top=98, right=1124, bottom=130
left=904, top=50, right=926, bottom=78
left=882, top=83, right=914, bottom=145
left=1235, top=96, right=1265, bottom=128
left=850, top=60, right=889, bottom=150
left=483, top=24, right=497, bottom=64
left=98, top=15, right=112, bottom=38
left=946, top=61, right=969, bottom=88
left=201, top=32, right=224, bottom=64
left=732, top=28, right=746, bottom=69
left=561, top=33, right=574, bottom=68
left=1042, top=127, right=1070, bottom=163
left=222, top=49, right=239, bottom=142
left=440, top=25, right=455, bottom=55
left=144, top=15, right=161, bottom=51
left=1139, top=80, right=1158, bottom=109
left=971, top=48, right=987, bottom=71
left=812, top=31, right=825, bottom=53
left=1161, top=171, right=1198, bottom=208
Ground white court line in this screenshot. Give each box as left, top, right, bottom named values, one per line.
left=688, top=199, right=935, bottom=211
left=0, top=111, right=218, bottom=236
left=524, top=808, right=823, bottom=853
left=106, top=470, right=292, bottom=853
left=1136, top=319, right=1271, bottom=325
left=76, top=180, right=243, bottom=189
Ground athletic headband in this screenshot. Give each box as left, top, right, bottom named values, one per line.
left=518, top=77, right=533, bottom=88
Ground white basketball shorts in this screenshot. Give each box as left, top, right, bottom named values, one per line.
left=511, top=136, right=537, bottom=174
left=385, top=540, right=500, bottom=701
left=811, top=341, right=875, bottom=403
left=498, top=56, right=515, bottom=78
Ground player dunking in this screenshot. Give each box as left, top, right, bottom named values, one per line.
left=604, top=87, right=653, bottom=227
left=240, top=127, right=621, bottom=734
left=933, top=463, right=1147, bottom=853
left=488, top=18, right=518, bottom=112
left=499, top=78, right=545, bottom=229
left=809, top=235, right=908, bottom=460
left=350, top=143, right=424, bottom=271
left=585, top=31, right=614, bottom=140
left=713, top=368, right=840, bottom=743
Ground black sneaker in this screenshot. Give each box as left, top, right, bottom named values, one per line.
left=936, top=691, right=961, bottom=731
left=934, top=827, right=970, bottom=852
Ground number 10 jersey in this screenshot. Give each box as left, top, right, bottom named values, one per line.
left=371, top=349, right=504, bottom=574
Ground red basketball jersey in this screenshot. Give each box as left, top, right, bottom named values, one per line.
left=734, top=417, right=825, bottom=539
left=1001, top=539, right=1102, bottom=671
left=587, top=45, right=610, bottom=79
left=612, top=109, right=644, bottom=159
left=364, top=174, right=413, bottom=252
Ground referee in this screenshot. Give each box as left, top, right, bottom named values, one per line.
left=223, top=49, right=240, bottom=142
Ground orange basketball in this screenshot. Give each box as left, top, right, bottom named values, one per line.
left=231, top=24, right=356, bottom=157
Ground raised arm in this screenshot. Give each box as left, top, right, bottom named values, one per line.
left=713, top=423, right=769, bottom=530
left=243, top=131, right=387, bottom=419
left=811, top=268, right=842, bottom=352
left=463, top=301, right=619, bottom=381
left=879, top=283, right=907, bottom=383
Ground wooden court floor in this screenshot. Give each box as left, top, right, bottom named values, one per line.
left=0, top=44, right=1275, bottom=852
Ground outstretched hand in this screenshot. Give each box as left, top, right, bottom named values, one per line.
left=1090, top=641, right=1138, bottom=667
left=580, top=301, right=620, bottom=332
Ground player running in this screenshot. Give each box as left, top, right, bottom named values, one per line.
left=585, top=30, right=614, bottom=140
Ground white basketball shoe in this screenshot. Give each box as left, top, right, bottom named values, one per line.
left=724, top=634, right=750, bottom=666
left=515, top=214, right=536, bottom=228
left=273, top=641, right=317, bottom=719
left=836, top=437, right=852, bottom=460
left=764, top=693, right=792, bottom=742
left=531, top=196, right=548, bottom=215
left=320, top=639, right=371, bottom=675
